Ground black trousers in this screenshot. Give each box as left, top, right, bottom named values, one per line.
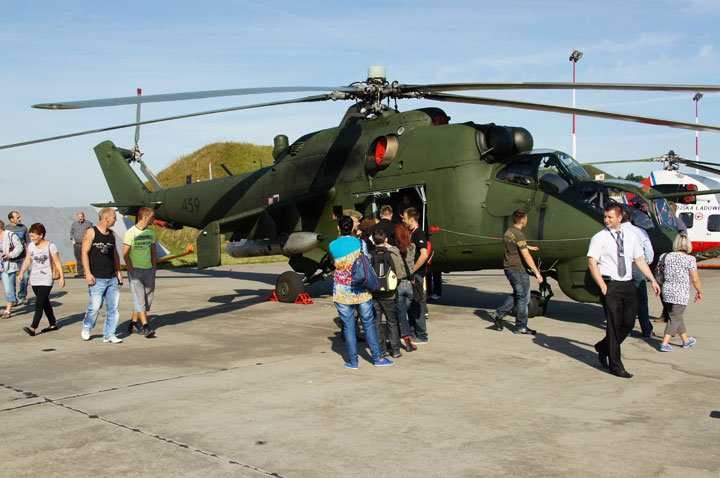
left=31, top=285, right=57, bottom=329
left=373, top=297, right=400, bottom=354
left=426, top=271, right=442, bottom=296
left=73, top=243, right=84, bottom=275
left=595, top=280, right=637, bottom=373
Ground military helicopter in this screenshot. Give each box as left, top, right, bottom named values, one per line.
left=4, top=66, right=720, bottom=312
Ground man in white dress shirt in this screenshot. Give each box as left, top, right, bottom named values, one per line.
left=621, top=211, right=655, bottom=337
left=587, top=204, right=660, bottom=378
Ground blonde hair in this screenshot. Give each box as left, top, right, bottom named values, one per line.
left=672, top=233, right=692, bottom=254
left=98, top=207, right=115, bottom=219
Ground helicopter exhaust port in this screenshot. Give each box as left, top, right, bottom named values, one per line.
left=225, top=232, right=326, bottom=259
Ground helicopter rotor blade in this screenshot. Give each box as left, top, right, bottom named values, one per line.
left=32, top=86, right=357, bottom=109
left=681, top=160, right=720, bottom=176
left=0, top=94, right=333, bottom=150
left=134, top=88, right=142, bottom=148
left=401, top=82, right=720, bottom=94
left=583, top=159, right=660, bottom=165
left=423, top=92, right=720, bottom=133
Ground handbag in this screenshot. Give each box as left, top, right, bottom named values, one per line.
left=411, top=275, right=425, bottom=302
left=49, top=243, right=61, bottom=280
left=654, top=253, right=667, bottom=286
left=351, top=240, right=381, bottom=292
left=401, top=248, right=425, bottom=302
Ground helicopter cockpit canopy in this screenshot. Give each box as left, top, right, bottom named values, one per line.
left=578, top=179, right=676, bottom=230
left=536, top=151, right=589, bottom=193
left=497, top=150, right=590, bottom=193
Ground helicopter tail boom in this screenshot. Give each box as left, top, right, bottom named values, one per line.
left=93, top=140, right=152, bottom=215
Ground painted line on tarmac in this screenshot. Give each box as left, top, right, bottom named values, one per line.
left=0, top=379, right=298, bottom=476
left=1, top=350, right=326, bottom=408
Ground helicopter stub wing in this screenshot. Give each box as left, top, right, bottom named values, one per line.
left=195, top=188, right=333, bottom=268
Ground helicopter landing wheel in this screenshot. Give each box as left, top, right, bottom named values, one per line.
left=276, top=271, right=305, bottom=303
left=529, top=291, right=543, bottom=318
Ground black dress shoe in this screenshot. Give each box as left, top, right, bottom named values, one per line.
left=513, top=326, right=536, bottom=335
left=598, top=353, right=609, bottom=369
left=610, top=369, right=633, bottom=379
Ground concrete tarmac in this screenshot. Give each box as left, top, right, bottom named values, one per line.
left=1, top=263, right=718, bottom=477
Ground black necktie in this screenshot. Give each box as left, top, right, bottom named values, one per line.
left=614, top=230, right=626, bottom=277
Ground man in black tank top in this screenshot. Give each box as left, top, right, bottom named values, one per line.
left=80, top=208, right=124, bottom=343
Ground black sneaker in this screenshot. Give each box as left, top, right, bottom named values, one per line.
left=134, top=322, right=144, bottom=334
left=513, top=326, right=536, bottom=335
left=491, top=313, right=504, bottom=331
left=142, top=325, right=155, bottom=338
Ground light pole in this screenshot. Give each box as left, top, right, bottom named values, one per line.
left=693, top=93, right=703, bottom=171
left=569, top=49, right=583, bottom=160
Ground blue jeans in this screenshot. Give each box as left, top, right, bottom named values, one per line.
left=632, top=263, right=652, bottom=336
left=2, top=271, right=16, bottom=302
left=335, top=300, right=382, bottom=366
left=82, top=277, right=120, bottom=339
left=408, top=273, right=428, bottom=340
left=495, top=269, right=530, bottom=327
left=395, top=280, right=413, bottom=337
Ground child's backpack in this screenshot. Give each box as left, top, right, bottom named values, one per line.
left=371, top=247, right=398, bottom=293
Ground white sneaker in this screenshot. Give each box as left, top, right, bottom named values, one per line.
left=81, top=329, right=90, bottom=341
left=103, top=335, right=122, bottom=344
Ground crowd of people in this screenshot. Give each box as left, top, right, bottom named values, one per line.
left=0, top=208, right=159, bottom=342
left=330, top=205, right=437, bottom=368
left=1, top=202, right=704, bottom=375
left=330, top=203, right=703, bottom=377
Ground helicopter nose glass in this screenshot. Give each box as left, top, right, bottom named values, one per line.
left=653, top=199, right=677, bottom=230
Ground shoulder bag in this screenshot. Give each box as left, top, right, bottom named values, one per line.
left=351, top=239, right=380, bottom=292
left=49, top=243, right=61, bottom=280
left=654, top=253, right=667, bottom=287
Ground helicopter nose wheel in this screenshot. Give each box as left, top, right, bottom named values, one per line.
left=275, top=271, right=305, bottom=303
left=511, top=275, right=553, bottom=317
left=529, top=280, right=553, bottom=317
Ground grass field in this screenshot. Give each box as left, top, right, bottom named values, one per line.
left=158, top=247, right=288, bottom=269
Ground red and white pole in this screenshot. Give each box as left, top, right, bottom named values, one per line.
left=572, top=59, right=576, bottom=159
left=693, top=93, right=703, bottom=174
left=695, top=98, right=699, bottom=161
left=569, top=50, right=582, bottom=159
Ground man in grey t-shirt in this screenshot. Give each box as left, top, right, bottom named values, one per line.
left=70, top=212, right=93, bottom=277
left=5, top=211, right=29, bottom=305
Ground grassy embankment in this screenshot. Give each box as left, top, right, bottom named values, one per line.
left=148, top=142, right=288, bottom=268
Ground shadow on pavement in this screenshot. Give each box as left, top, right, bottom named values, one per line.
left=148, top=288, right=270, bottom=330
left=532, top=333, right=604, bottom=371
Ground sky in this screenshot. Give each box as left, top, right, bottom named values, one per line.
left=2, top=0, right=720, bottom=206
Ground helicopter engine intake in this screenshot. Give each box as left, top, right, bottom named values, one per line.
left=473, top=124, right=533, bottom=162
left=225, top=232, right=326, bottom=258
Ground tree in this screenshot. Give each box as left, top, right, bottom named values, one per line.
left=623, top=173, right=646, bottom=183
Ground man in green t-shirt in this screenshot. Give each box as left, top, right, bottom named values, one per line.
left=123, top=207, right=157, bottom=338
left=491, top=209, right=543, bottom=334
